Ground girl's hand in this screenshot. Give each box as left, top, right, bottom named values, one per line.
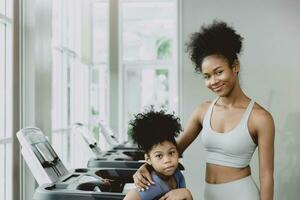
left=133, top=163, right=155, bottom=191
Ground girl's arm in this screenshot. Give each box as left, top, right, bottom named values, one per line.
left=123, top=189, right=141, bottom=200
left=158, top=188, right=193, bottom=200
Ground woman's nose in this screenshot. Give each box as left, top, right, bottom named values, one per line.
left=210, top=75, right=219, bottom=86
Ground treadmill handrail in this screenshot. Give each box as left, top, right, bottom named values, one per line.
left=98, top=120, right=120, bottom=147
left=72, top=123, right=103, bottom=159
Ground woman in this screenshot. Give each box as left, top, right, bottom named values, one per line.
left=133, top=21, right=275, bottom=200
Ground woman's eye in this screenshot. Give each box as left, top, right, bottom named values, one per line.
left=216, top=70, right=223, bottom=75
left=170, top=151, right=175, bottom=155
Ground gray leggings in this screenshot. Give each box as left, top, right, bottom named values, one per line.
left=204, top=175, right=259, bottom=200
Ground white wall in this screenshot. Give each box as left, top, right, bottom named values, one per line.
left=181, top=0, right=300, bottom=199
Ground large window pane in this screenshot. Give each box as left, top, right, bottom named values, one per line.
left=0, top=144, right=12, bottom=200
left=0, top=0, right=5, bottom=15
left=90, top=64, right=109, bottom=122
left=5, top=23, right=12, bottom=137
left=51, top=0, right=62, bottom=47
left=0, top=144, right=4, bottom=200
left=120, top=0, right=178, bottom=135
left=121, top=1, right=177, bottom=61
left=0, top=23, right=5, bottom=139
left=51, top=0, right=109, bottom=169
left=6, top=0, right=12, bottom=18
left=124, top=67, right=170, bottom=122
left=0, top=0, right=12, bottom=197
left=93, top=1, right=108, bottom=63
left=67, top=1, right=81, bottom=52
left=5, top=143, right=12, bottom=200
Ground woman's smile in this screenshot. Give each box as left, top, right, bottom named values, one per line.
left=212, top=84, right=225, bottom=92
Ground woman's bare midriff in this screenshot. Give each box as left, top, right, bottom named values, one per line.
left=205, top=163, right=251, bottom=184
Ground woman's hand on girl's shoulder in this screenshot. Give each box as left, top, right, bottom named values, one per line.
left=133, top=163, right=155, bottom=191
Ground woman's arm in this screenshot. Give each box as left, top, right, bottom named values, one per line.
left=177, top=102, right=210, bottom=154
left=133, top=163, right=155, bottom=190
left=255, top=109, right=275, bottom=200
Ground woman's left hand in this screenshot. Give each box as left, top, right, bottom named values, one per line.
left=158, top=188, right=193, bottom=200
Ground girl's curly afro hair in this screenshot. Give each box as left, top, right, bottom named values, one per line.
left=186, top=20, right=243, bottom=73
left=129, top=108, right=182, bottom=153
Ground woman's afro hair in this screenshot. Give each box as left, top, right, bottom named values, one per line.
left=186, top=20, right=243, bottom=73
left=129, top=108, right=182, bottom=153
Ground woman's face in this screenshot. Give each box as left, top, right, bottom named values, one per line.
left=201, top=55, right=239, bottom=97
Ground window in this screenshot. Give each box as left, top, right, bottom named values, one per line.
left=51, top=0, right=109, bottom=168
left=120, top=0, right=178, bottom=136
left=49, top=0, right=178, bottom=168
left=0, top=0, right=13, bottom=200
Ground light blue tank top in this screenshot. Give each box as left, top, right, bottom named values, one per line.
left=138, top=169, right=186, bottom=200
left=201, top=98, right=257, bottom=168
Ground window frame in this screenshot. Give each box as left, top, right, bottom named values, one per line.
left=0, top=1, right=15, bottom=200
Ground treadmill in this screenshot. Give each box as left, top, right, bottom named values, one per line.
left=72, top=123, right=184, bottom=170
left=97, top=120, right=140, bottom=151
left=72, top=123, right=146, bottom=169
left=17, top=127, right=136, bottom=200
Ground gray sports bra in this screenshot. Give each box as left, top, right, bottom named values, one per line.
left=201, top=98, right=257, bottom=168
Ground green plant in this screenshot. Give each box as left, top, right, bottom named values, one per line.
left=127, top=125, right=133, bottom=142
left=156, top=37, right=172, bottom=59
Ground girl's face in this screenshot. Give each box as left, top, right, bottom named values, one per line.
left=146, top=141, right=179, bottom=177
left=201, top=55, right=239, bottom=97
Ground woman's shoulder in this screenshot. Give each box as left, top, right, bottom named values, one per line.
left=250, top=102, right=275, bottom=131
left=252, top=102, right=274, bottom=121
left=192, top=100, right=213, bottom=113
left=185, top=100, right=214, bottom=127
left=194, top=100, right=213, bottom=120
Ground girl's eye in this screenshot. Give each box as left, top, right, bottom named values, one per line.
left=203, top=75, right=209, bottom=80
left=169, top=151, right=175, bottom=155
left=156, top=154, right=162, bottom=159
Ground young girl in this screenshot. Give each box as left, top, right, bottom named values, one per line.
left=133, top=21, right=275, bottom=200
left=123, top=109, right=193, bottom=200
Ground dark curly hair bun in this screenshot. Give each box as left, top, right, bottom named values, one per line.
left=186, top=20, right=243, bottom=72
left=129, top=107, right=182, bottom=153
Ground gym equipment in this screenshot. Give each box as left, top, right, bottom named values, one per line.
left=17, top=127, right=136, bottom=200
left=72, top=123, right=146, bottom=169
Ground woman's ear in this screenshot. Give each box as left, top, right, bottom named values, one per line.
left=232, top=60, right=240, bottom=75
left=145, top=154, right=152, bottom=165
